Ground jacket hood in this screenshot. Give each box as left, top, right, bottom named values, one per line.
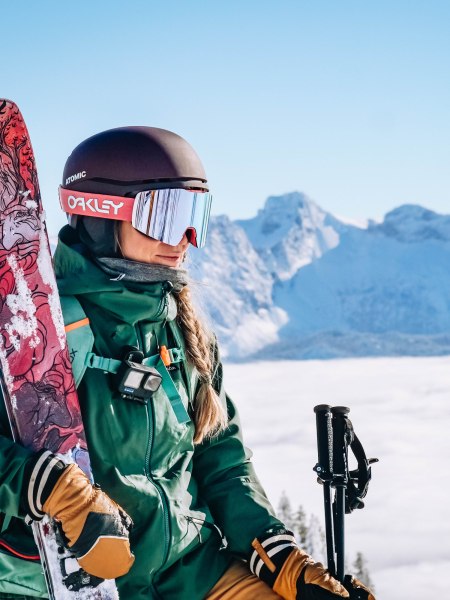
left=54, top=225, right=177, bottom=325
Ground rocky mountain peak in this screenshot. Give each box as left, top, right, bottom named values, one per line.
left=372, top=204, right=450, bottom=243
left=235, top=191, right=342, bottom=280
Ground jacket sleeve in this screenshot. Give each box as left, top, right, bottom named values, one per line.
left=192, top=343, right=284, bottom=557
left=0, top=391, right=35, bottom=518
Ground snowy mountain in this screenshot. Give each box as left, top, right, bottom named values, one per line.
left=189, top=192, right=450, bottom=360
left=236, top=192, right=341, bottom=280
left=188, top=215, right=288, bottom=357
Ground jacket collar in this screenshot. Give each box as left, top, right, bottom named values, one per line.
left=54, top=226, right=177, bottom=324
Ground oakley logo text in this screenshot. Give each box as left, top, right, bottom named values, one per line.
left=66, top=171, right=87, bottom=185
left=67, top=195, right=124, bottom=216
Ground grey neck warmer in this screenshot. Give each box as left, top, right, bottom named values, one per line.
left=95, top=256, right=189, bottom=292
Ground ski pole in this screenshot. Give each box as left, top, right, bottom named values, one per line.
left=313, top=404, right=336, bottom=578
left=314, top=404, right=377, bottom=585
left=331, top=406, right=351, bottom=582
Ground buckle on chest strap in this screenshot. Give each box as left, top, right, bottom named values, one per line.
left=84, top=349, right=190, bottom=424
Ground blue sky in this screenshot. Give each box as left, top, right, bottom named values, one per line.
left=1, top=0, right=449, bottom=234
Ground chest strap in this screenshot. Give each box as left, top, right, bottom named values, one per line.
left=84, top=350, right=190, bottom=425
left=166, top=319, right=200, bottom=404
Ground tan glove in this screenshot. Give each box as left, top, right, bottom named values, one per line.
left=250, top=529, right=375, bottom=600
left=272, top=546, right=349, bottom=598
left=35, top=458, right=134, bottom=580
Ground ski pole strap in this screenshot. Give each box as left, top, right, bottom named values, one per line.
left=346, top=423, right=373, bottom=512
left=84, top=351, right=190, bottom=424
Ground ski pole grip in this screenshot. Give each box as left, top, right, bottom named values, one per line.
left=331, top=406, right=350, bottom=476
left=314, top=405, right=333, bottom=481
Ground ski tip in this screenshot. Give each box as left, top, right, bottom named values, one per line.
left=0, top=98, right=18, bottom=108
left=0, top=99, right=22, bottom=118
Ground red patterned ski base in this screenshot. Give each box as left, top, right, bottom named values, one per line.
left=0, top=99, right=118, bottom=599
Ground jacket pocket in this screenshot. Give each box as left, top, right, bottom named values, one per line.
left=184, top=514, right=227, bottom=550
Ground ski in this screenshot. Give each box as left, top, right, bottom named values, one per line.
left=0, top=99, right=119, bottom=599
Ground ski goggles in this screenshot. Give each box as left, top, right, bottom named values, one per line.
left=59, top=186, right=212, bottom=247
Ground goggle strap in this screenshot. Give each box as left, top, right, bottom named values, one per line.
left=59, top=186, right=134, bottom=221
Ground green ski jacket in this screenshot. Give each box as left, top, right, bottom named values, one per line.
left=0, top=226, right=282, bottom=599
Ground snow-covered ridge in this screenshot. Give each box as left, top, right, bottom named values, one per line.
left=372, top=204, right=450, bottom=242
left=192, top=193, right=450, bottom=360
left=236, top=192, right=341, bottom=280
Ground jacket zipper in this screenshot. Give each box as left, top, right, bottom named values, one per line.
left=129, top=322, right=168, bottom=599
left=136, top=285, right=172, bottom=596
left=134, top=286, right=168, bottom=353
left=144, top=401, right=171, bottom=565
left=154, top=283, right=170, bottom=321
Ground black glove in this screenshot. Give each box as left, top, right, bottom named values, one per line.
left=249, top=528, right=375, bottom=600
left=24, top=450, right=134, bottom=579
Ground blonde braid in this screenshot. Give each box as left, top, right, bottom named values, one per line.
left=175, top=286, right=227, bottom=444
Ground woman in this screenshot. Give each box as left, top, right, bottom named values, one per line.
left=0, top=126, right=374, bottom=599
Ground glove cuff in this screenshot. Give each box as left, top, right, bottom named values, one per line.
left=249, top=528, right=298, bottom=587
left=24, top=450, right=67, bottom=521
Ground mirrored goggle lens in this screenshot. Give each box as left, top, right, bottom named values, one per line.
left=132, top=189, right=212, bottom=248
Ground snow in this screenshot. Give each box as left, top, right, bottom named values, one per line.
left=273, top=227, right=450, bottom=338
left=376, top=204, right=450, bottom=243
left=33, top=518, right=119, bottom=599
left=236, top=191, right=341, bottom=280
left=25, top=199, right=38, bottom=210
left=5, top=255, right=39, bottom=350
left=334, top=214, right=372, bottom=229
left=192, top=196, right=450, bottom=360
left=223, top=356, right=450, bottom=600
left=218, top=307, right=288, bottom=359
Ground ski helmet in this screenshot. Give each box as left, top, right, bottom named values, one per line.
left=61, top=126, right=209, bottom=257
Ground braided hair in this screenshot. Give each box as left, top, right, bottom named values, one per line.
left=174, top=286, right=227, bottom=444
